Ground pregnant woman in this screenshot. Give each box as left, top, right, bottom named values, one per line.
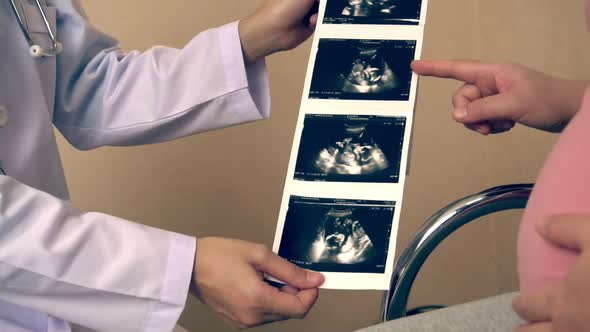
left=411, top=56, right=589, bottom=331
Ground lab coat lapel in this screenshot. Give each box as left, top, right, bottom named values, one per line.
left=20, top=0, right=58, bottom=116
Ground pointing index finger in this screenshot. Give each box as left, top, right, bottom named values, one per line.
left=412, top=60, right=493, bottom=84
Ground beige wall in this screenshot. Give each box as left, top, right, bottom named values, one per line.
left=62, top=1, right=590, bottom=331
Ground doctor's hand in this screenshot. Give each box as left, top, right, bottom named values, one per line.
left=239, top=0, right=319, bottom=63
left=412, top=60, right=588, bottom=135
left=192, top=237, right=324, bottom=329
left=512, top=216, right=590, bottom=332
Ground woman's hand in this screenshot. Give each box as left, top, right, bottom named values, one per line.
left=512, top=216, right=590, bottom=332
left=412, top=60, right=588, bottom=135
left=192, top=237, right=324, bottom=329
left=239, top=0, right=319, bottom=63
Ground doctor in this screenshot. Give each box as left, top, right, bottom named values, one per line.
left=0, top=0, right=324, bottom=331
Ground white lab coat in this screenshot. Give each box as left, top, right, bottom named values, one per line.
left=0, top=0, right=270, bottom=331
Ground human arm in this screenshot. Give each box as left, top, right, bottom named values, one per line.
left=0, top=176, right=195, bottom=331
left=512, top=215, right=590, bottom=332
left=45, top=1, right=324, bottom=328
left=51, top=0, right=269, bottom=149
left=192, top=237, right=324, bottom=329
left=51, top=0, right=318, bottom=149
left=411, top=60, right=588, bottom=134
left=0, top=175, right=324, bottom=330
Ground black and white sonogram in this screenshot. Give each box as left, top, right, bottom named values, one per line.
left=324, top=0, right=422, bottom=25
left=294, top=115, right=406, bottom=183
left=278, top=197, right=395, bottom=273
left=309, top=39, right=416, bottom=101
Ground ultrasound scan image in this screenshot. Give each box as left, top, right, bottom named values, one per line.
left=324, top=0, right=423, bottom=25
left=309, top=39, right=416, bottom=101
left=278, top=196, right=395, bottom=273
left=295, top=115, right=406, bottom=183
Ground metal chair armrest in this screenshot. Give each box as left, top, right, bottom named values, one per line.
left=382, top=184, right=533, bottom=321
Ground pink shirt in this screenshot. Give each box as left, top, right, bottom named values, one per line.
left=518, top=87, right=590, bottom=293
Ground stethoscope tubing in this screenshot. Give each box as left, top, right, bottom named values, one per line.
left=8, top=0, right=62, bottom=57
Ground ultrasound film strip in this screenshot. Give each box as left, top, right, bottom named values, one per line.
left=271, top=0, right=429, bottom=290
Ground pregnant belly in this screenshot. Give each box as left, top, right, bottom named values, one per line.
left=518, top=89, right=590, bottom=293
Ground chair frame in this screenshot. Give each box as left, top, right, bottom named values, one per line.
left=381, top=184, right=533, bottom=322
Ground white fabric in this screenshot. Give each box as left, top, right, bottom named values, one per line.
left=356, top=293, right=522, bottom=332
left=0, top=0, right=270, bottom=331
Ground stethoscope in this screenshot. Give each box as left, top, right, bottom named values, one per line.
left=1, top=0, right=62, bottom=176
left=8, top=0, right=63, bottom=57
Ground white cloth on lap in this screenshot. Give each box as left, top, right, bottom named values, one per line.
left=357, top=293, right=523, bottom=332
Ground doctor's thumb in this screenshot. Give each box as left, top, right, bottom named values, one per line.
left=256, top=253, right=324, bottom=289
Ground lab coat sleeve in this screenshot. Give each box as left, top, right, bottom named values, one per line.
left=51, top=0, right=270, bottom=150
left=0, top=175, right=196, bottom=332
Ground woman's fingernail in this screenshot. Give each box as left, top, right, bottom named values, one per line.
left=455, top=108, right=468, bottom=119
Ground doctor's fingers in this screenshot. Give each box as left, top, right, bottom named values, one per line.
left=261, top=286, right=319, bottom=319
left=234, top=288, right=317, bottom=330
left=251, top=249, right=324, bottom=289
left=280, top=284, right=301, bottom=295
